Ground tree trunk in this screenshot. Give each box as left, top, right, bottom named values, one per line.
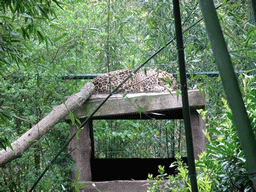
left=0, top=82, right=95, bottom=167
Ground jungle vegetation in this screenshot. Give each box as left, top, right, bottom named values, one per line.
left=1, top=0, right=256, bottom=191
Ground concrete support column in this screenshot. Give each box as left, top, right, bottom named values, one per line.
left=68, top=120, right=93, bottom=181
left=190, top=108, right=206, bottom=160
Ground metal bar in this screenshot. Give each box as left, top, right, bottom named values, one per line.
left=172, top=0, right=198, bottom=191
left=61, top=70, right=247, bottom=80
left=61, top=74, right=101, bottom=80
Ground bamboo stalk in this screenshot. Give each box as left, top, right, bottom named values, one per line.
left=199, top=0, right=256, bottom=189
left=172, top=0, right=198, bottom=191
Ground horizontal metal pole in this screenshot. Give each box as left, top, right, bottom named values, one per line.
left=61, top=70, right=247, bottom=80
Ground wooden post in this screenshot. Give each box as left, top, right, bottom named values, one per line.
left=190, top=108, right=206, bottom=160
left=68, top=120, right=93, bottom=181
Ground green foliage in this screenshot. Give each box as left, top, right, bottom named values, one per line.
left=0, top=122, right=74, bottom=191
left=0, top=136, right=12, bottom=151
left=147, top=154, right=212, bottom=192
left=71, top=169, right=101, bottom=192
left=147, top=72, right=256, bottom=191
left=0, top=0, right=62, bottom=67
left=1, top=0, right=256, bottom=191
left=71, top=169, right=87, bottom=192
left=195, top=72, right=256, bottom=191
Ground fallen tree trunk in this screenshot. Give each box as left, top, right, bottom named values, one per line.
left=0, top=82, right=95, bottom=167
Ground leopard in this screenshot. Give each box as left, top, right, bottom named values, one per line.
left=91, top=69, right=177, bottom=94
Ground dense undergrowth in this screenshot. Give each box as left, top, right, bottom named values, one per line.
left=1, top=0, right=256, bottom=191
left=147, top=72, right=256, bottom=192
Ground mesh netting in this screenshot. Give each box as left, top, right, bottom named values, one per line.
left=94, top=119, right=186, bottom=158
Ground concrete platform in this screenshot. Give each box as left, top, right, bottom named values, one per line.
left=78, top=180, right=167, bottom=192
left=67, top=89, right=205, bottom=120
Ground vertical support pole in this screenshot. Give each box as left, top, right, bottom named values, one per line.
left=172, top=0, right=198, bottom=191
left=89, top=120, right=95, bottom=181
left=68, top=119, right=92, bottom=182
left=190, top=108, right=206, bottom=160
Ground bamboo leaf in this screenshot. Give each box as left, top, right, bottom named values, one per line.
left=37, top=30, right=44, bottom=43
left=69, top=111, right=75, bottom=125
left=76, top=169, right=80, bottom=181
left=50, top=22, right=65, bottom=30
left=79, top=182, right=87, bottom=187
left=244, top=27, right=256, bottom=47
left=207, top=128, right=220, bottom=134
left=54, top=32, right=68, bottom=42
left=76, top=129, right=82, bottom=140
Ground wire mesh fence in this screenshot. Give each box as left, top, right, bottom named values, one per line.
left=94, top=119, right=186, bottom=158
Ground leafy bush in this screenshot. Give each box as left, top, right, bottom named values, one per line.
left=147, top=154, right=211, bottom=192
left=195, top=74, right=256, bottom=192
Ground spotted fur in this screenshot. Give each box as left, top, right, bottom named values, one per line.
left=91, top=69, right=177, bottom=94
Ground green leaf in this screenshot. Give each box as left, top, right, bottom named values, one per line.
left=21, top=26, right=30, bottom=39
left=69, top=111, right=75, bottom=125
left=146, top=18, right=157, bottom=29
left=244, top=27, right=256, bottom=47
left=222, top=0, right=227, bottom=5
left=22, top=40, right=33, bottom=52
left=50, top=22, right=65, bottom=30
left=44, top=181, right=52, bottom=191
left=124, top=95, right=131, bottom=102
left=76, top=169, right=80, bottom=181
left=0, top=15, right=11, bottom=20
left=176, top=90, right=181, bottom=100
left=75, top=185, right=79, bottom=192
left=118, top=23, right=125, bottom=34
left=154, top=3, right=166, bottom=14
left=76, top=129, right=82, bottom=140
left=209, top=120, right=218, bottom=126
left=37, top=3, right=49, bottom=19
left=37, top=30, right=44, bottom=43
left=190, top=70, right=194, bottom=79
left=0, top=140, right=6, bottom=150
left=52, top=0, right=64, bottom=9
left=226, top=111, right=233, bottom=120
left=79, top=182, right=87, bottom=187
left=158, top=77, right=167, bottom=83
left=76, top=118, right=81, bottom=125
left=207, top=128, right=220, bottom=134
left=28, top=140, right=37, bottom=145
